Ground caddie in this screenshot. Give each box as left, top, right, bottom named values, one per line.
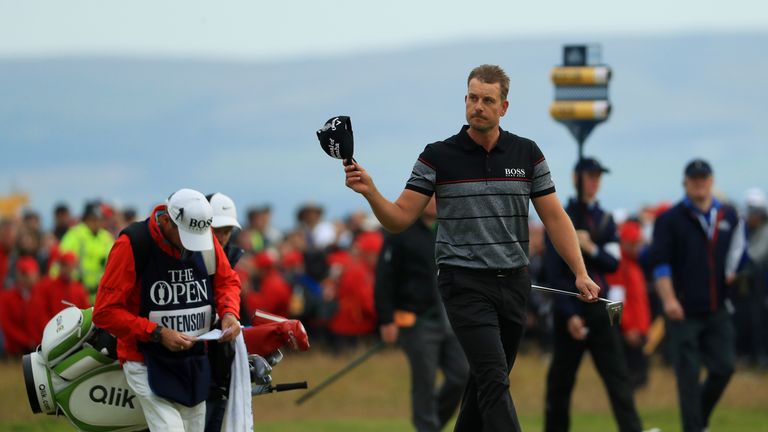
left=93, top=188, right=241, bottom=431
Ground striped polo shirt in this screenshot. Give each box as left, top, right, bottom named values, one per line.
left=406, top=125, right=556, bottom=270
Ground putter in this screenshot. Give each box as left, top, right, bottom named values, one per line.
left=295, top=341, right=386, bottom=405
left=532, top=284, right=623, bottom=326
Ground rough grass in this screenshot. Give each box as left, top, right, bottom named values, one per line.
left=2, top=346, right=768, bottom=431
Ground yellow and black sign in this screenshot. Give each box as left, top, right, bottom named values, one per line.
left=550, top=44, right=611, bottom=143
left=550, top=100, right=610, bottom=121
left=0, top=192, right=29, bottom=218
left=551, top=66, right=611, bottom=86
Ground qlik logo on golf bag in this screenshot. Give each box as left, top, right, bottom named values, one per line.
left=67, top=369, right=147, bottom=428
left=37, top=381, right=53, bottom=413
left=89, top=385, right=136, bottom=409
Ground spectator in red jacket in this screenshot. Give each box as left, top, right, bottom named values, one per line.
left=245, top=251, right=292, bottom=318
left=328, top=230, right=382, bottom=349
left=0, top=256, right=41, bottom=355
left=605, top=220, right=652, bottom=389
left=30, top=251, right=90, bottom=339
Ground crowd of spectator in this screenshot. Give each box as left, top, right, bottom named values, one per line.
left=524, top=188, right=768, bottom=379
left=1, top=189, right=767, bottom=372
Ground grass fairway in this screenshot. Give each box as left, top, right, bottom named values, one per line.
left=2, top=347, right=768, bottom=431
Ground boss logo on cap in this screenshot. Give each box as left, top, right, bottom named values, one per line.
left=188, top=218, right=212, bottom=231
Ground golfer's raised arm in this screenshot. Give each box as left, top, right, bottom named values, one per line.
left=533, top=192, right=599, bottom=301
left=344, top=161, right=429, bottom=233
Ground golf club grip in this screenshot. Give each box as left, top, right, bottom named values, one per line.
left=532, top=284, right=580, bottom=298
left=272, top=382, right=308, bottom=392
left=531, top=284, right=609, bottom=303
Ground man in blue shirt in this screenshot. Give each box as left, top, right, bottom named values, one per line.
left=650, top=159, right=746, bottom=432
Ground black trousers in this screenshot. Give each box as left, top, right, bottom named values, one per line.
left=545, top=304, right=642, bottom=432
left=438, top=267, right=530, bottom=432
left=623, top=337, right=649, bottom=390
left=400, top=306, right=469, bottom=432
left=666, top=309, right=735, bottom=432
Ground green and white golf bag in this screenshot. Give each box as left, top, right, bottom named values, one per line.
left=22, top=306, right=147, bottom=431
left=23, top=306, right=304, bottom=431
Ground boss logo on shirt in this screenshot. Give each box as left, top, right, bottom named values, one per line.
left=505, top=168, right=526, bottom=178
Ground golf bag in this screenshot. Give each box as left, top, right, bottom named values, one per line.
left=23, top=306, right=147, bottom=431
left=23, top=306, right=310, bottom=431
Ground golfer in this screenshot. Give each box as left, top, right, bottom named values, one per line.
left=343, top=64, right=600, bottom=431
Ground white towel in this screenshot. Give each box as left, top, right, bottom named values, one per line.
left=222, top=329, right=253, bottom=432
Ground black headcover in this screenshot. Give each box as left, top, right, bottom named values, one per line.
left=316, top=116, right=354, bottom=161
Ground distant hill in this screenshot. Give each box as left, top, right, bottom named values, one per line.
left=0, top=33, right=766, bottom=228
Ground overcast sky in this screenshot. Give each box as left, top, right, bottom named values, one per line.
left=2, top=1, right=766, bottom=228
left=1, top=0, right=766, bottom=60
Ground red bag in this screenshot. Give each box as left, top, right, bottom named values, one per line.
left=242, top=310, right=310, bottom=356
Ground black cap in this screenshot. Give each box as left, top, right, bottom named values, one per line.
left=22, top=209, right=40, bottom=220
left=684, top=158, right=713, bottom=177
left=53, top=203, right=69, bottom=215
left=574, top=157, right=609, bottom=174
left=298, top=201, right=323, bottom=213
left=82, top=201, right=103, bottom=219
left=316, top=116, right=354, bottom=161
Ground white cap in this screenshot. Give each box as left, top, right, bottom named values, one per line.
left=167, top=188, right=214, bottom=251
left=612, top=208, right=629, bottom=225
left=208, top=192, right=242, bottom=229
left=745, top=187, right=767, bottom=210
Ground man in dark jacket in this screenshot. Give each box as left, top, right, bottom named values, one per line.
left=650, top=159, right=746, bottom=432
left=544, top=158, right=643, bottom=432
left=375, top=197, right=468, bottom=432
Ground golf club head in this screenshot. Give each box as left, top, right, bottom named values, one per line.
left=605, top=301, right=623, bottom=326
